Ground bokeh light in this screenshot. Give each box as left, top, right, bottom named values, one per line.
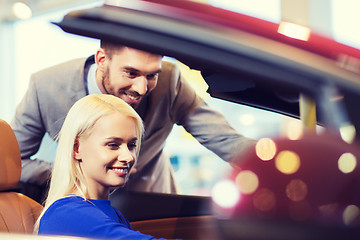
left=286, top=179, right=308, bottom=202
left=253, top=188, right=276, bottom=212
left=343, top=205, right=360, bottom=226
left=275, top=150, right=301, bottom=174
left=212, top=180, right=240, bottom=208
left=340, top=124, right=356, bottom=144
left=318, top=203, right=338, bottom=218
left=284, top=119, right=304, bottom=140
left=338, top=152, right=357, bottom=174
left=235, top=170, right=259, bottom=194
left=255, top=138, right=277, bottom=161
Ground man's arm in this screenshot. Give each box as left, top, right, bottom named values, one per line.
left=181, top=100, right=257, bottom=163
left=169, top=65, right=256, bottom=163
left=10, top=74, right=52, bottom=185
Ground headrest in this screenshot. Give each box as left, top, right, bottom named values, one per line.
left=0, top=119, right=21, bottom=191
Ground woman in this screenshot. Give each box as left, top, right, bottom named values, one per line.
left=34, top=94, right=176, bottom=240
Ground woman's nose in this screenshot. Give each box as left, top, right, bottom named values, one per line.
left=117, top=147, right=135, bottom=163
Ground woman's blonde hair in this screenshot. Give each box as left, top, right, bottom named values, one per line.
left=34, top=94, right=144, bottom=233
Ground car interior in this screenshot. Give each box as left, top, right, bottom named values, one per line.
left=0, top=119, right=43, bottom=233
left=110, top=190, right=218, bottom=239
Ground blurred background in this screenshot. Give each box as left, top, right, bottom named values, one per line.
left=0, top=0, right=359, bottom=196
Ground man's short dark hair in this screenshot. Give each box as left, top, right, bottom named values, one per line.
left=100, top=40, right=124, bottom=59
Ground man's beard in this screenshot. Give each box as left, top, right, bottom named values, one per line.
left=101, top=68, right=115, bottom=96
left=101, top=69, right=140, bottom=109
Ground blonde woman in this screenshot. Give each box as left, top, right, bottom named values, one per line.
left=34, top=94, right=176, bottom=240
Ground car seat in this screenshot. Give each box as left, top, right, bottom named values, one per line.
left=0, top=119, right=43, bottom=233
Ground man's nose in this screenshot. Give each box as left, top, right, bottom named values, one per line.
left=132, top=76, right=147, bottom=96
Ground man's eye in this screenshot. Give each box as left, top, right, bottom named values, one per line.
left=125, top=71, right=138, bottom=78
left=146, top=73, right=158, bottom=80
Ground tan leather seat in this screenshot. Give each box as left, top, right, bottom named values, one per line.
left=0, top=119, right=43, bottom=233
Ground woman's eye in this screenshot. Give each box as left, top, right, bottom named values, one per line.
left=107, top=143, right=119, bottom=149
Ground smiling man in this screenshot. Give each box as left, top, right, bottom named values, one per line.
left=11, top=40, right=254, bottom=202
left=96, top=44, right=162, bottom=109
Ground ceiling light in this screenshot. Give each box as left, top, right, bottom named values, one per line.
left=12, top=2, right=32, bottom=20
left=278, top=21, right=311, bottom=41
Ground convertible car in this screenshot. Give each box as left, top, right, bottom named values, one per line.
left=1, top=0, right=360, bottom=239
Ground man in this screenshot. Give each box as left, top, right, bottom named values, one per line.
left=11, top=41, right=254, bottom=201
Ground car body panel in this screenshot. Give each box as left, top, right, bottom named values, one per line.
left=55, top=0, right=360, bottom=131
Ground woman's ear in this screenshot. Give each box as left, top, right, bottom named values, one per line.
left=73, top=138, right=82, bottom=161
